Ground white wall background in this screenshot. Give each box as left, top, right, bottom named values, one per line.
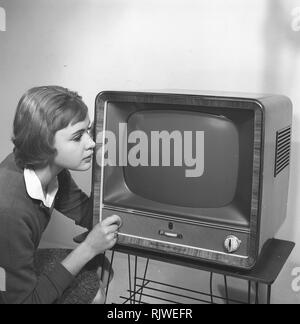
left=1, top=0, right=300, bottom=303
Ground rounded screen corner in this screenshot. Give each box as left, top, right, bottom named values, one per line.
left=95, top=91, right=115, bottom=105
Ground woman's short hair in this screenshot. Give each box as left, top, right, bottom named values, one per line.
left=12, top=86, right=88, bottom=169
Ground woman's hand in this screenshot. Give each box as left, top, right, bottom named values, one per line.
left=62, top=215, right=122, bottom=276
left=83, top=214, right=122, bottom=257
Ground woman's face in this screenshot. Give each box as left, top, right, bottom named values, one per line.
left=53, top=116, right=95, bottom=171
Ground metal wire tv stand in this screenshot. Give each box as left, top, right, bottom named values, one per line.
left=104, top=239, right=294, bottom=304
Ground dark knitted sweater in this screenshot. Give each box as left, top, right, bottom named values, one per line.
left=0, top=153, right=93, bottom=304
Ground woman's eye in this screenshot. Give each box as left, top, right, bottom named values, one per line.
left=72, top=126, right=92, bottom=142
left=73, top=134, right=83, bottom=142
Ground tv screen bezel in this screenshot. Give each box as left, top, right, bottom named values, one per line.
left=92, top=91, right=264, bottom=268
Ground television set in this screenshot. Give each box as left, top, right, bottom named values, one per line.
left=92, top=90, right=292, bottom=269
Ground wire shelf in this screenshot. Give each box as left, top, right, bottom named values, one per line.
left=119, top=275, right=249, bottom=304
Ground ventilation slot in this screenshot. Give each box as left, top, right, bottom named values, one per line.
left=274, top=126, right=291, bottom=177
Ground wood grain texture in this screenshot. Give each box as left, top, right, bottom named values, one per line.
left=92, top=95, right=105, bottom=228
left=116, top=234, right=253, bottom=269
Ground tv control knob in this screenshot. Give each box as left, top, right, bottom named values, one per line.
left=224, top=235, right=241, bottom=253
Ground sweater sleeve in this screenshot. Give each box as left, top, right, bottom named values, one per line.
left=0, top=208, right=74, bottom=304
left=54, top=170, right=93, bottom=230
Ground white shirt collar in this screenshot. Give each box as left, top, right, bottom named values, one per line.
left=24, top=168, right=59, bottom=208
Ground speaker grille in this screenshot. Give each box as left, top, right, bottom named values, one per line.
left=274, top=126, right=291, bottom=177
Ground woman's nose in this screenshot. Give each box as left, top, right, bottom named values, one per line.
left=88, top=137, right=96, bottom=149
left=86, top=133, right=96, bottom=149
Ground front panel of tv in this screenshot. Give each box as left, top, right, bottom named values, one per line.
left=92, top=91, right=292, bottom=269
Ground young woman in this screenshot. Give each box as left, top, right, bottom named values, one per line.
left=0, top=86, right=121, bottom=304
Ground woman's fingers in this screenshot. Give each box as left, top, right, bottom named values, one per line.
left=101, top=215, right=122, bottom=228
left=105, top=224, right=119, bottom=235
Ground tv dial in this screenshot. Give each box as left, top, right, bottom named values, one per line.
left=224, top=235, right=241, bottom=253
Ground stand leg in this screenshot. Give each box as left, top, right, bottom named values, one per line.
left=255, top=282, right=259, bottom=304
left=248, top=281, right=252, bottom=304
left=138, top=258, right=150, bottom=304
left=127, top=254, right=133, bottom=304
left=126, top=254, right=150, bottom=304
left=223, top=275, right=229, bottom=304
left=134, top=256, right=138, bottom=304
left=267, top=285, right=272, bottom=304
left=209, top=272, right=214, bottom=304
left=104, top=249, right=115, bottom=303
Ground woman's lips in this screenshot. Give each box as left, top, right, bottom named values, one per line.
left=83, top=155, right=93, bottom=161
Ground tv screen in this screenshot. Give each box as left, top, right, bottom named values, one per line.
left=103, top=102, right=255, bottom=228
left=125, top=110, right=238, bottom=207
